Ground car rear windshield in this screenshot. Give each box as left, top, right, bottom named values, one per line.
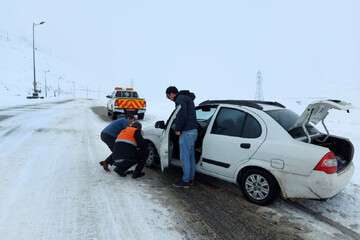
left=266, top=109, right=319, bottom=138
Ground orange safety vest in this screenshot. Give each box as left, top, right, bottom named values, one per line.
left=116, top=127, right=137, bottom=146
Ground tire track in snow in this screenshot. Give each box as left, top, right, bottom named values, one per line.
left=288, top=201, right=360, bottom=240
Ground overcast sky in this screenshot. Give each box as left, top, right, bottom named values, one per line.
left=1, top=0, right=359, bottom=104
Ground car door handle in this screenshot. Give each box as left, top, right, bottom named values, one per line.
left=240, top=143, right=251, bottom=149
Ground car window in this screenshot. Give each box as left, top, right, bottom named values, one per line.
left=266, top=109, right=299, bottom=131
left=211, top=107, right=262, bottom=138
left=196, top=106, right=217, bottom=121
left=242, top=114, right=262, bottom=138
left=211, top=108, right=246, bottom=137
left=266, top=109, right=319, bottom=138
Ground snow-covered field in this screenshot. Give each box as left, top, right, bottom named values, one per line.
left=0, top=29, right=96, bottom=102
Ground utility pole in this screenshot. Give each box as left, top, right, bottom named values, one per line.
left=68, top=81, right=76, bottom=98
left=58, top=76, right=63, bottom=96
left=44, top=70, right=50, bottom=98
left=255, top=70, right=264, bottom=101
left=31, top=21, right=45, bottom=98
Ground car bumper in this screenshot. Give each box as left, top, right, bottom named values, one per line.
left=277, top=162, right=354, bottom=199
left=308, top=162, right=354, bottom=199
left=113, top=109, right=146, bottom=114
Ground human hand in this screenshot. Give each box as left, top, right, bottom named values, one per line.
left=175, top=131, right=181, bottom=136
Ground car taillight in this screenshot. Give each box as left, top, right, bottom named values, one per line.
left=314, top=151, right=337, bottom=174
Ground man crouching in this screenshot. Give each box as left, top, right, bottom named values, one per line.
left=112, top=121, right=148, bottom=178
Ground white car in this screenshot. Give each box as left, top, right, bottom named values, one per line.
left=143, top=100, right=354, bottom=205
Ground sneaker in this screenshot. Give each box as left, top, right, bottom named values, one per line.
left=173, top=180, right=191, bottom=188
left=99, top=160, right=110, bottom=172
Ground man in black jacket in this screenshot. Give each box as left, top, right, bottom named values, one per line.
left=166, top=86, right=198, bottom=188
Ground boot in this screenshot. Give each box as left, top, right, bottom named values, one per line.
left=99, top=160, right=110, bottom=172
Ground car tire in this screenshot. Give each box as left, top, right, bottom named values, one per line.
left=111, top=112, right=117, bottom=120
left=145, top=142, right=160, bottom=168
left=138, top=113, right=145, bottom=120
left=240, top=168, right=279, bottom=205
left=107, top=111, right=112, bottom=117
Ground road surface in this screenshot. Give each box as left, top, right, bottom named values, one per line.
left=0, top=99, right=358, bottom=240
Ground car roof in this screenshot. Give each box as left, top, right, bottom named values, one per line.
left=199, top=100, right=286, bottom=111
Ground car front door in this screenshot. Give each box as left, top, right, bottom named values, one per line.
left=159, top=106, right=181, bottom=171
left=200, top=106, right=266, bottom=179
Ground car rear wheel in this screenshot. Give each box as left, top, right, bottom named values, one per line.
left=240, top=168, right=279, bottom=205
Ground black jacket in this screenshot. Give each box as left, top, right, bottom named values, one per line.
left=113, top=129, right=147, bottom=161
left=174, top=90, right=198, bottom=132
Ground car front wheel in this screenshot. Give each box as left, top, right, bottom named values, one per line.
left=240, top=168, right=279, bottom=205
left=145, top=143, right=160, bottom=168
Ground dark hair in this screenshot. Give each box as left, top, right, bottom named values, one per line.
left=166, top=86, right=178, bottom=95
left=131, top=121, right=142, bottom=130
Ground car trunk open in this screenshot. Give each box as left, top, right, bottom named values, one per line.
left=311, top=134, right=354, bottom=173
left=266, top=99, right=354, bottom=173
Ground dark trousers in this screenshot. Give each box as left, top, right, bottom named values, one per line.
left=101, top=132, right=116, bottom=165
left=114, top=142, right=148, bottom=175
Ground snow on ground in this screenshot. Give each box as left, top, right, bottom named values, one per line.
left=0, top=99, right=198, bottom=240
left=0, top=95, right=72, bottom=109
left=0, top=30, right=95, bottom=104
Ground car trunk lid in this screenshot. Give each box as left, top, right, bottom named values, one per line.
left=290, top=100, right=352, bottom=143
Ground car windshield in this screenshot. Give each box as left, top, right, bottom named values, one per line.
left=266, top=109, right=319, bottom=138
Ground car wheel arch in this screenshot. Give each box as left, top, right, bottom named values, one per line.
left=236, top=165, right=285, bottom=199
left=144, top=139, right=161, bottom=167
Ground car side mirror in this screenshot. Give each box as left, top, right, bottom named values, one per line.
left=155, top=120, right=166, bottom=129
left=106, top=95, right=112, bottom=98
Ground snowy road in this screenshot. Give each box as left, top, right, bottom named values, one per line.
left=0, top=99, right=359, bottom=240
left=0, top=99, right=205, bottom=240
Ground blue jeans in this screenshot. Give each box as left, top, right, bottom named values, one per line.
left=179, top=129, right=198, bottom=182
